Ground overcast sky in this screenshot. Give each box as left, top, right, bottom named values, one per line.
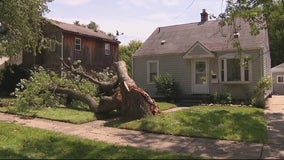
left=45, top=0, right=226, bottom=44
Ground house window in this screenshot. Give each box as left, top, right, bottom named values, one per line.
left=220, top=55, right=251, bottom=83
left=277, top=75, right=284, bottom=84
left=105, top=43, right=110, bottom=55
left=227, top=59, right=241, bottom=81
left=75, top=37, right=81, bottom=51
left=147, top=61, right=159, bottom=84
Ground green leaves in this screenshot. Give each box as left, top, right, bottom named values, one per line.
left=0, top=0, right=52, bottom=56
left=119, top=40, right=142, bottom=76
left=13, top=67, right=98, bottom=111
left=154, top=73, right=181, bottom=100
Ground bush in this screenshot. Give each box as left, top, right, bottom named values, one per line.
left=212, top=92, right=232, bottom=104
left=0, top=65, right=30, bottom=97
left=251, top=77, right=272, bottom=108
left=154, top=74, right=181, bottom=100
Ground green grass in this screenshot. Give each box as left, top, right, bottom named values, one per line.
left=0, top=101, right=177, bottom=123
left=156, top=101, right=177, bottom=111
left=0, top=121, right=197, bottom=159
left=0, top=106, right=95, bottom=124
left=106, top=106, right=267, bottom=143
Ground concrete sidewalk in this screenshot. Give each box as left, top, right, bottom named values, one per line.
left=0, top=96, right=283, bottom=159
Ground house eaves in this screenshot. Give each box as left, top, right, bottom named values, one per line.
left=47, top=19, right=120, bottom=44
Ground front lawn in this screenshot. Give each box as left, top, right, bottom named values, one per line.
left=156, top=101, right=177, bottom=111
left=0, top=121, right=196, bottom=159
left=106, top=106, right=267, bottom=143
left=0, top=106, right=95, bottom=124
left=0, top=99, right=176, bottom=123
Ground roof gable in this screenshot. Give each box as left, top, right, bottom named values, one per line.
left=183, top=41, right=215, bottom=59
left=272, top=63, right=284, bottom=72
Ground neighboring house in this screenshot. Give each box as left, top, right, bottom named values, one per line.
left=22, top=19, right=120, bottom=72
left=0, top=54, right=23, bottom=70
left=272, top=63, right=284, bottom=95
left=133, top=9, right=271, bottom=100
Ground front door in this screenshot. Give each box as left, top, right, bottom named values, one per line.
left=192, top=60, right=209, bottom=94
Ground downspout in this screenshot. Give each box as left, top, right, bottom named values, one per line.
left=61, top=33, right=64, bottom=77
left=260, top=49, right=263, bottom=78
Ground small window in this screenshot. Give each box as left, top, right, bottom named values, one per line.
left=147, top=61, right=159, bottom=84
left=105, top=43, right=110, bottom=55
left=75, top=37, right=81, bottom=51
left=277, top=75, right=284, bottom=84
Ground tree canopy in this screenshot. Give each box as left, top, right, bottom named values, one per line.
left=268, top=1, right=284, bottom=66
left=221, top=0, right=284, bottom=66
left=87, top=21, right=99, bottom=30
left=0, top=0, right=52, bottom=56
left=220, top=0, right=278, bottom=35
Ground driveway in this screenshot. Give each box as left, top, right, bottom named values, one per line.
left=262, top=95, right=284, bottom=159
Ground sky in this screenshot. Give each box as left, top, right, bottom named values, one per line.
left=45, top=0, right=226, bottom=45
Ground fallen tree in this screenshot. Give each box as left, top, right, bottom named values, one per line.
left=63, top=60, right=160, bottom=120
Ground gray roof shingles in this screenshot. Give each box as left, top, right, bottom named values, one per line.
left=272, top=63, right=284, bottom=72
left=47, top=19, right=119, bottom=43
left=134, top=19, right=266, bottom=57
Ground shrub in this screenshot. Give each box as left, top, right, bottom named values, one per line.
left=154, top=74, right=181, bottom=100
left=212, top=92, right=232, bottom=104
left=251, top=77, right=272, bottom=108
left=0, top=65, right=30, bottom=97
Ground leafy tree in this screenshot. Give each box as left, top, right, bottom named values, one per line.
left=268, top=1, right=284, bottom=66
left=74, top=20, right=80, bottom=26
left=0, top=0, right=52, bottom=56
left=219, top=0, right=278, bottom=35
left=220, top=0, right=284, bottom=66
left=87, top=21, right=99, bottom=30
left=119, top=40, right=142, bottom=76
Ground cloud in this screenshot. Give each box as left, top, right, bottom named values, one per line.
left=55, top=0, right=91, bottom=6
left=118, top=0, right=183, bottom=10
left=160, top=0, right=183, bottom=6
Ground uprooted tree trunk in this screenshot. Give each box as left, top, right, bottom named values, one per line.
left=99, top=61, right=160, bottom=119
left=58, top=60, right=160, bottom=120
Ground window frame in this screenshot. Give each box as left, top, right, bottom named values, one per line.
left=219, top=53, right=252, bottom=83
left=75, top=37, right=81, bottom=51
left=147, top=60, right=159, bottom=84
left=277, top=75, right=284, bottom=84
left=105, top=43, right=111, bottom=55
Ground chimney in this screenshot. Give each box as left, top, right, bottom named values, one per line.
left=200, top=9, right=208, bottom=23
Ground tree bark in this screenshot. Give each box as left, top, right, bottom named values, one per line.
left=115, top=61, right=160, bottom=120
left=59, top=60, right=160, bottom=119
left=53, top=87, right=99, bottom=112
left=61, top=59, right=119, bottom=92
